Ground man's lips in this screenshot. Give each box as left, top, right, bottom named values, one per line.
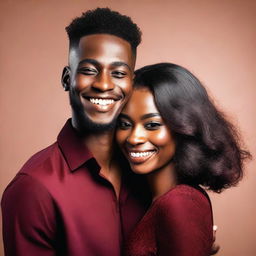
left=82, top=92, right=122, bottom=101
left=81, top=95, right=122, bottom=112
left=89, top=98, right=115, bottom=106
left=126, top=149, right=157, bottom=164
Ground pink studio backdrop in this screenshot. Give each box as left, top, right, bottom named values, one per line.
left=0, top=1, right=255, bottom=255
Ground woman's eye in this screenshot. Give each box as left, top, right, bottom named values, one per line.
left=78, top=67, right=97, bottom=75
left=112, top=71, right=126, bottom=79
left=145, top=122, right=162, bottom=130
left=117, top=120, right=131, bottom=129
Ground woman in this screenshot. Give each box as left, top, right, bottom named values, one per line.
left=116, top=63, right=250, bottom=256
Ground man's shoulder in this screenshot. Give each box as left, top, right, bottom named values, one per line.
left=2, top=142, right=65, bottom=199
left=19, top=142, right=61, bottom=176
left=7, top=142, right=65, bottom=190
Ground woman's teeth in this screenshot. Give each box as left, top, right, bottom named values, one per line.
left=89, top=98, right=114, bottom=106
left=130, top=151, right=154, bottom=158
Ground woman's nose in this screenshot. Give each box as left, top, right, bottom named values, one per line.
left=126, top=126, right=147, bottom=146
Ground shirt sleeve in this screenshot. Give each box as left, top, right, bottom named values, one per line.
left=156, top=188, right=213, bottom=256
left=1, top=174, right=57, bottom=256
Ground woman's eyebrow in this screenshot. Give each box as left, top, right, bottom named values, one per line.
left=119, top=113, right=132, bottom=121
left=141, top=113, right=160, bottom=120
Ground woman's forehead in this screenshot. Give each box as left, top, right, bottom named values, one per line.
left=122, top=88, right=159, bottom=116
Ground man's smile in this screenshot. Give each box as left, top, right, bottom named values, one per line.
left=89, top=98, right=114, bottom=106
left=81, top=94, right=124, bottom=113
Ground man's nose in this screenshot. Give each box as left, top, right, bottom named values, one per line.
left=92, top=71, right=114, bottom=91
left=126, top=126, right=147, bottom=146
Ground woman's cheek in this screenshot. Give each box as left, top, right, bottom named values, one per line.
left=153, top=128, right=173, bottom=146
left=116, top=130, right=126, bottom=146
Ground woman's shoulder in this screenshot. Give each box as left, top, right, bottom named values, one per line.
left=154, top=187, right=213, bottom=255
left=155, top=184, right=212, bottom=214
left=154, top=184, right=213, bottom=239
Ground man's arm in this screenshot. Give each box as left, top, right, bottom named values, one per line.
left=1, top=174, right=57, bottom=256
left=211, top=225, right=220, bottom=255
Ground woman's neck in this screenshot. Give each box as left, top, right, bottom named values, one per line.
left=146, top=163, right=177, bottom=202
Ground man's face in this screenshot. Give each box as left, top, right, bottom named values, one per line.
left=65, top=34, right=135, bottom=132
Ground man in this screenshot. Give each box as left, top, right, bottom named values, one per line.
left=1, top=8, right=148, bottom=256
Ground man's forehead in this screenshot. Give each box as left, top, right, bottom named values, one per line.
left=78, top=33, right=131, bottom=47
left=69, top=34, right=135, bottom=68
left=78, top=34, right=132, bottom=55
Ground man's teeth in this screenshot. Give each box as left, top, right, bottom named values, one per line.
left=89, top=98, right=114, bottom=106
left=130, top=151, right=154, bottom=158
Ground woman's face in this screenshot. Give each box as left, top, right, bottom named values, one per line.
left=116, top=87, right=176, bottom=174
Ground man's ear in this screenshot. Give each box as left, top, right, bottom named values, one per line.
left=61, top=66, right=71, bottom=91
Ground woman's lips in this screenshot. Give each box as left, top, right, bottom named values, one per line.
left=126, top=150, right=156, bottom=164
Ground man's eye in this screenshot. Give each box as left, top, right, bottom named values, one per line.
left=112, top=71, right=126, bottom=79
left=78, top=68, right=97, bottom=75
left=117, top=120, right=132, bottom=129
left=145, top=122, right=162, bottom=130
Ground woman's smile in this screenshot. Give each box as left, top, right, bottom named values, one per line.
left=126, top=149, right=157, bottom=164
left=116, top=88, right=176, bottom=174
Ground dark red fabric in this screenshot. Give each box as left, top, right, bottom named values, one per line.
left=125, top=185, right=213, bottom=256
left=1, top=120, right=147, bottom=256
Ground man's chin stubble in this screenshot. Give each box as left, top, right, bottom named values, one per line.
left=70, top=96, right=117, bottom=133
left=77, top=113, right=117, bottom=133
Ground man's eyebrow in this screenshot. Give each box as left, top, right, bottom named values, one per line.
left=111, top=61, right=131, bottom=71
left=78, top=59, right=99, bottom=67
left=141, top=113, right=160, bottom=120
left=78, top=59, right=131, bottom=71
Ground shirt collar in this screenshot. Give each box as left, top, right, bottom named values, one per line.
left=57, top=119, right=95, bottom=172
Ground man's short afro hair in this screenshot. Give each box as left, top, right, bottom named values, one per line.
left=66, top=7, right=142, bottom=52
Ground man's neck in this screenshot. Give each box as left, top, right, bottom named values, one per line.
left=71, top=117, right=114, bottom=168
left=83, top=130, right=115, bottom=171
left=83, top=131, right=121, bottom=198
left=72, top=119, right=122, bottom=198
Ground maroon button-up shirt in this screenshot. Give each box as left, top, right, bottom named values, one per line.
left=1, top=120, right=148, bottom=256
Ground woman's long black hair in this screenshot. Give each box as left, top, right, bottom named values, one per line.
left=134, top=63, right=251, bottom=192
